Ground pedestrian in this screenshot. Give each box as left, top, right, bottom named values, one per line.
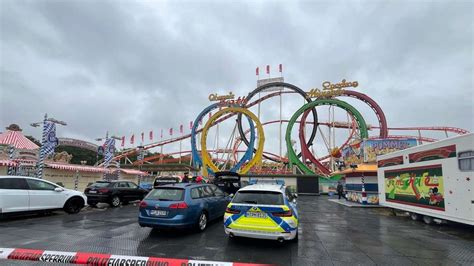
left=336, top=181, right=344, bottom=200
left=182, top=172, right=190, bottom=183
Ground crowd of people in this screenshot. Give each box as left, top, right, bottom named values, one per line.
left=181, top=172, right=206, bottom=184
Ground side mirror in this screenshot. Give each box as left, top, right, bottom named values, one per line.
left=292, top=193, right=298, bottom=199
left=54, top=187, right=64, bottom=192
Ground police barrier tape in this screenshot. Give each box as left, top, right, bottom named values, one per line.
left=0, top=248, right=273, bottom=266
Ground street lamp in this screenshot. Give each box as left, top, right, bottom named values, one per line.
left=31, top=113, right=67, bottom=179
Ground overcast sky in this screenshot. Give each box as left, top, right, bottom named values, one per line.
left=0, top=0, right=472, bottom=158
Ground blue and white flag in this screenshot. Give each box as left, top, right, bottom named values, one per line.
left=43, top=122, right=58, bottom=155
left=104, top=138, right=116, bottom=166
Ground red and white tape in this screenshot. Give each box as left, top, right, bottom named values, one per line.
left=0, top=248, right=272, bottom=266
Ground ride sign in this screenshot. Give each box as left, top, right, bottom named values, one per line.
left=208, top=92, right=247, bottom=106
left=307, top=79, right=358, bottom=98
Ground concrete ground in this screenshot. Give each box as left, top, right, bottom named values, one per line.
left=0, top=195, right=473, bottom=265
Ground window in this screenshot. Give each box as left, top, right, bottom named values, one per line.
left=0, top=178, right=29, bottom=190
left=128, top=182, right=138, bottom=189
left=91, top=182, right=111, bottom=188
left=210, top=185, right=224, bottom=197
left=191, top=187, right=203, bottom=199
left=232, top=191, right=284, bottom=205
left=26, top=179, right=57, bottom=190
left=116, top=182, right=129, bottom=188
left=201, top=186, right=214, bottom=197
left=458, top=151, right=474, bottom=171
left=146, top=188, right=184, bottom=201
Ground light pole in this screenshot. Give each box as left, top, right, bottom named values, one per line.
left=31, top=113, right=67, bottom=179
left=74, top=160, right=87, bottom=191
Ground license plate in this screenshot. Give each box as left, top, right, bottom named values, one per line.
left=150, top=210, right=168, bottom=217
left=89, top=191, right=97, bottom=194
left=245, top=212, right=267, bottom=218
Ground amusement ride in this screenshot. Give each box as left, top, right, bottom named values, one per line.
left=108, top=73, right=469, bottom=183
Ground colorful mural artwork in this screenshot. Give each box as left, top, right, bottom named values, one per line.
left=384, top=164, right=445, bottom=211
left=342, top=139, right=417, bottom=165
left=363, top=139, right=417, bottom=162
left=408, top=144, right=456, bottom=163
left=378, top=156, right=403, bottom=168
left=346, top=191, right=379, bottom=205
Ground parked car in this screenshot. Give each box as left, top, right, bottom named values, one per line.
left=224, top=183, right=299, bottom=242
left=0, top=176, right=87, bottom=215
left=153, top=176, right=181, bottom=188
left=84, top=180, right=149, bottom=207
left=213, top=171, right=241, bottom=195
left=138, top=183, right=230, bottom=231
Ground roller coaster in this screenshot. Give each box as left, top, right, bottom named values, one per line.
left=111, top=80, right=469, bottom=177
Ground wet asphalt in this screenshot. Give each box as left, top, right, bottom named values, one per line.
left=0, top=195, right=473, bottom=266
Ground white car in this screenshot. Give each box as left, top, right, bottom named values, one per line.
left=0, top=176, right=87, bottom=215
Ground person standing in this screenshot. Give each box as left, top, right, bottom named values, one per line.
left=182, top=172, right=190, bottom=183
left=336, top=182, right=344, bottom=200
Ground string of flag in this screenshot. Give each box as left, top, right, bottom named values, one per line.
left=120, top=120, right=198, bottom=147
left=256, top=64, right=283, bottom=77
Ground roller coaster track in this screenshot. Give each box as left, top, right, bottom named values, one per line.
left=111, top=89, right=469, bottom=166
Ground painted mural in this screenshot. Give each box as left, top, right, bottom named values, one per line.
left=342, top=139, right=417, bottom=164
left=363, top=139, right=417, bottom=162
left=346, top=191, right=379, bottom=205
left=384, top=164, right=445, bottom=211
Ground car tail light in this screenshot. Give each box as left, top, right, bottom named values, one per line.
left=226, top=207, right=240, bottom=214
left=169, top=202, right=188, bottom=209
left=98, top=188, right=109, bottom=193
left=139, top=201, right=147, bottom=208
left=272, top=209, right=292, bottom=217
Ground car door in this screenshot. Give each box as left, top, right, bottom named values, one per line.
left=26, top=179, right=67, bottom=210
left=0, top=177, right=30, bottom=213
left=210, top=185, right=228, bottom=215
left=201, top=185, right=218, bottom=220
left=116, top=182, right=130, bottom=201
left=127, top=182, right=142, bottom=200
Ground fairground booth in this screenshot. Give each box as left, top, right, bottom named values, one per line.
left=336, top=138, right=417, bottom=205
left=0, top=125, right=148, bottom=191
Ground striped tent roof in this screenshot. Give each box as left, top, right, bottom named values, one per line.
left=0, top=130, right=39, bottom=150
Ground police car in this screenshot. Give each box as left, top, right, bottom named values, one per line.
left=223, top=183, right=298, bottom=242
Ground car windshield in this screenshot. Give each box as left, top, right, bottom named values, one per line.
left=232, top=191, right=284, bottom=205
left=90, top=182, right=111, bottom=188
left=146, top=188, right=184, bottom=201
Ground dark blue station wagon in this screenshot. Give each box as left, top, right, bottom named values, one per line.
left=138, top=183, right=230, bottom=231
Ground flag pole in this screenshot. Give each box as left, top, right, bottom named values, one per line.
left=103, top=131, right=109, bottom=180
left=36, top=113, right=48, bottom=179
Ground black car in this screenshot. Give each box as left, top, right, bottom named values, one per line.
left=85, top=180, right=149, bottom=207
left=213, top=171, right=241, bottom=195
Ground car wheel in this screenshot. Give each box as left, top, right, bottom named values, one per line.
left=64, top=198, right=84, bottom=214
left=110, top=196, right=121, bottom=207
left=410, top=212, right=420, bottom=221
left=197, top=212, right=208, bottom=232
left=422, top=215, right=434, bottom=225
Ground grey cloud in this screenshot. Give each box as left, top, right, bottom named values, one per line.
left=0, top=0, right=472, bottom=158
